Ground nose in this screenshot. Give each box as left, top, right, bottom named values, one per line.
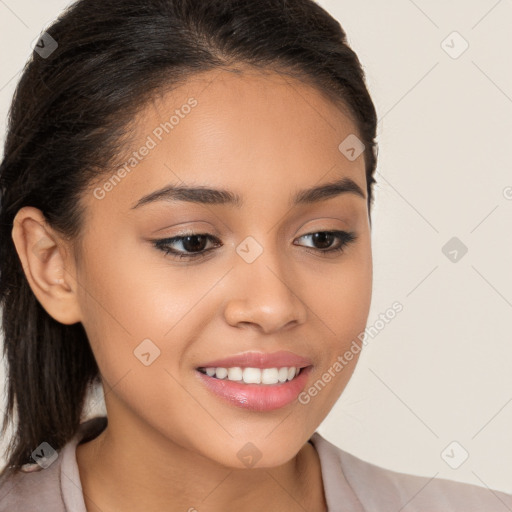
left=223, top=247, right=308, bottom=334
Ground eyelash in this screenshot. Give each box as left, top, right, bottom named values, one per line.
left=152, top=230, right=358, bottom=261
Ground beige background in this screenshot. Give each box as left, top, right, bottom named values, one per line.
left=1, top=0, right=511, bottom=493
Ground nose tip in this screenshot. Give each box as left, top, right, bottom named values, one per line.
left=223, top=259, right=308, bottom=334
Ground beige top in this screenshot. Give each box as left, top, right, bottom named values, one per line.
left=0, top=416, right=511, bottom=511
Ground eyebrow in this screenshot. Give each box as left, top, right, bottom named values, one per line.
left=130, top=176, right=366, bottom=210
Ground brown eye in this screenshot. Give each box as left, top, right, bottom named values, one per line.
left=294, top=231, right=357, bottom=255
left=152, top=230, right=357, bottom=262
left=153, top=233, right=221, bottom=260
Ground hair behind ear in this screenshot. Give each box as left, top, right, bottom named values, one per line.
left=0, top=289, right=100, bottom=478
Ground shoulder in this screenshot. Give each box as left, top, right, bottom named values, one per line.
left=0, top=416, right=107, bottom=512
left=0, top=446, right=66, bottom=511
left=310, top=432, right=512, bottom=512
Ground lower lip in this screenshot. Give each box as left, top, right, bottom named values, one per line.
left=196, top=366, right=312, bottom=412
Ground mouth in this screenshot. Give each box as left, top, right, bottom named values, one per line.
left=196, top=365, right=306, bottom=385
left=195, top=365, right=313, bottom=411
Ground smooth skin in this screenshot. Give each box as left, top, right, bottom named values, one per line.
left=12, top=66, right=373, bottom=512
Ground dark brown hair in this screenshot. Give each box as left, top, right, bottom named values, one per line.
left=0, top=0, right=377, bottom=478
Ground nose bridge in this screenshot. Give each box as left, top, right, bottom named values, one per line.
left=236, top=232, right=288, bottom=290
left=223, top=233, right=307, bottom=332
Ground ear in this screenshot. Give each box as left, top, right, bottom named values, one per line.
left=11, top=206, right=82, bottom=325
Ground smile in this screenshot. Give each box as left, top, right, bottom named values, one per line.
left=195, top=365, right=313, bottom=411
left=197, top=366, right=303, bottom=385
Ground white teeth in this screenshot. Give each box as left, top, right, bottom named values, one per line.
left=243, top=367, right=261, bottom=384
left=227, top=367, right=243, bottom=381
left=202, top=366, right=302, bottom=384
left=261, top=368, right=279, bottom=384
left=278, top=367, right=289, bottom=383
left=215, top=367, right=228, bottom=379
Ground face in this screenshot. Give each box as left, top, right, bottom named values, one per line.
left=70, top=67, right=373, bottom=468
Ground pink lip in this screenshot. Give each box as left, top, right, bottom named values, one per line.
left=197, top=350, right=312, bottom=369
left=196, top=365, right=313, bottom=411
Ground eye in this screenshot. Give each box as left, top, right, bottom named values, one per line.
left=294, top=230, right=358, bottom=257
left=152, top=230, right=357, bottom=261
left=152, top=232, right=221, bottom=260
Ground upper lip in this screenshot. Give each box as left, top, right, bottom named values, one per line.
left=197, top=350, right=312, bottom=369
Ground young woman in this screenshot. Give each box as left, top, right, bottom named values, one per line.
left=0, top=0, right=510, bottom=511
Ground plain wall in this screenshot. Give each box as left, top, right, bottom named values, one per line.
left=1, top=0, right=511, bottom=493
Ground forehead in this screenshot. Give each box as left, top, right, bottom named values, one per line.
left=145, top=66, right=359, bottom=149
left=86, top=67, right=366, bottom=215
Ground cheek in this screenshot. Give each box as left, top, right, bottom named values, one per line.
left=298, top=237, right=371, bottom=412
left=299, top=252, right=371, bottom=419
left=75, top=251, right=198, bottom=422
left=307, top=238, right=373, bottom=341
left=77, top=239, right=186, bottom=335
left=75, top=239, right=214, bottom=384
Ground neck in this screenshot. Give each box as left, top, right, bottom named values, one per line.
left=76, top=416, right=327, bottom=512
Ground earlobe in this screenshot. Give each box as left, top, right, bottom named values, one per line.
left=11, top=206, right=82, bottom=325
